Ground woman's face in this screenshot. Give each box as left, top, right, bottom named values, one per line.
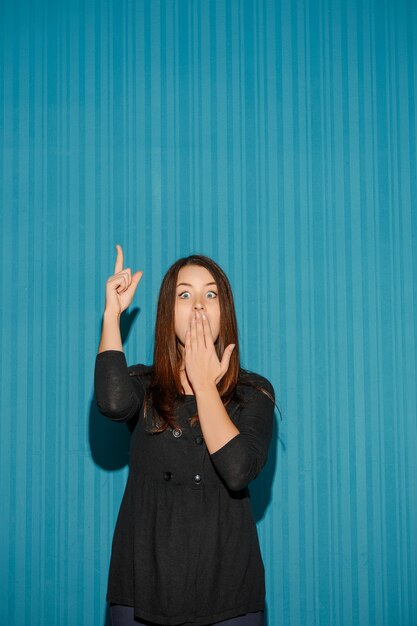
left=174, top=265, right=221, bottom=348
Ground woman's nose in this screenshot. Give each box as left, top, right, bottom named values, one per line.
left=193, top=302, right=205, bottom=311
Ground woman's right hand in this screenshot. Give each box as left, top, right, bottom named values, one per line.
left=104, top=244, right=143, bottom=317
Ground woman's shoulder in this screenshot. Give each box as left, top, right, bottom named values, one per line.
left=238, top=366, right=273, bottom=387
left=127, top=363, right=153, bottom=378
left=237, top=367, right=275, bottom=400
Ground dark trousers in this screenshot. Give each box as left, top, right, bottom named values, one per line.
left=109, top=604, right=264, bottom=626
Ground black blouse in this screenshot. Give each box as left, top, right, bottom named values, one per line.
left=94, top=349, right=275, bottom=626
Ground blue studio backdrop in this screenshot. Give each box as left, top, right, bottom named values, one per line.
left=1, top=0, right=416, bottom=624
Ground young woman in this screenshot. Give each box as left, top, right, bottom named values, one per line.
left=94, top=245, right=276, bottom=626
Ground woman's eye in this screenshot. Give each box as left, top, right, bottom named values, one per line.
left=178, top=291, right=217, bottom=299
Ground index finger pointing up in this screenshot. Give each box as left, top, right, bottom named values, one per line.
left=114, top=244, right=124, bottom=274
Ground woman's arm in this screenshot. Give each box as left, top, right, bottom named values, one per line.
left=94, top=348, right=145, bottom=421
left=184, top=310, right=239, bottom=452
left=207, top=379, right=275, bottom=491
left=95, top=244, right=145, bottom=420
left=185, top=310, right=275, bottom=490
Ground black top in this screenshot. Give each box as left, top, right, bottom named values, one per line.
left=94, top=349, right=275, bottom=626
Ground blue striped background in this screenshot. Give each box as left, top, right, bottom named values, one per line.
left=1, top=0, right=416, bottom=624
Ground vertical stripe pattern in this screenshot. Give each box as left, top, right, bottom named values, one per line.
left=0, top=1, right=416, bottom=624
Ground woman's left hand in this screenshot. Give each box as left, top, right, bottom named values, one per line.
left=184, top=311, right=235, bottom=392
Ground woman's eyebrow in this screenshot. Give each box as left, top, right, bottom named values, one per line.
left=176, top=282, right=217, bottom=287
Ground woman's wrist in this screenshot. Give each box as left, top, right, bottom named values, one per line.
left=193, top=381, right=219, bottom=398
left=98, top=310, right=123, bottom=353
left=103, top=308, right=121, bottom=320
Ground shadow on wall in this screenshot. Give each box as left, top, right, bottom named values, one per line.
left=88, top=399, right=129, bottom=626
left=89, top=401, right=131, bottom=470
left=250, top=408, right=283, bottom=626
left=89, top=307, right=283, bottom=626
left=250, top=410, right=281, bottom=525
left=103, top=604, right=111, bottom=626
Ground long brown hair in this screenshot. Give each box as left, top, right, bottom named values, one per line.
left=144, top=254, right=240, bottom=431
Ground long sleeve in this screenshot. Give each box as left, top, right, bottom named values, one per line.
left=209, top=376, right=275, bottom=491
left=94, top=350, right=147, bottom=422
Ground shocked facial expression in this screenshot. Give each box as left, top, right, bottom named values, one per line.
left=174, top=265, right=221, bottom=348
